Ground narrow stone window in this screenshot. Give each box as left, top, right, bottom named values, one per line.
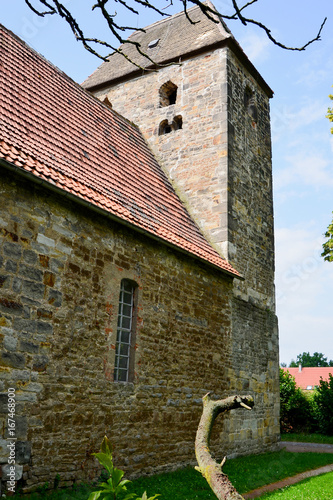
left=114, top=279, right=137, bottom=382
left=159, top=119, right=171, bottom=135
left=159, top=116, right=183, bottom=136
left=173, top=115, right=183, bottom=130
left=159, top=81, right=178, bottom=107
left=244, top=86, right=258, bottom=123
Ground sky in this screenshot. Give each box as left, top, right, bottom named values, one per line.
left=2, top=0, right=333, bottom=366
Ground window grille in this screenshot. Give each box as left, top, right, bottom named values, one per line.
left=114, top=279, right=136, bottom=382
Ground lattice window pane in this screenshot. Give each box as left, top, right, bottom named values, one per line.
left=114, top=279, right=135, bottom=382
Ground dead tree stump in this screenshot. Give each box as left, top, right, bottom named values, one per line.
left=195, top=394, right=254, bottom=500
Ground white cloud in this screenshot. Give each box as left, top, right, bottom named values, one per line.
left=271, top=99, right=327, bottom=141
left=274, top=153, right=333, bottom=190
left=238, top=31, right=271, bottom=64
left=275, top=225, right=333, bottom=364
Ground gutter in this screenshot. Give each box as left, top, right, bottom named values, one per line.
left=0, top=158, right=243, bottom=281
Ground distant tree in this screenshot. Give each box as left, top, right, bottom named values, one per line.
left=313, top=374, right=333, bottom=435
left=322, top=212, right=333, bottom=263
left=280, top=368, right=314, bottom=433
left=327, top=91, right=333, bottom=132
left=322, top=93, right=333, bottom=262
left=23, top=0, right=327, bottom=64
left=289, top=352, right=333, bottom=368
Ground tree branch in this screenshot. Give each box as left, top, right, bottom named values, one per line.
left=195, top=393, right=254, bottom=500
left=22, top=0, right=328, bottom=63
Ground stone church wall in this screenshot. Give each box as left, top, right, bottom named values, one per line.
left=0, top=168, right=258, bottom=491
left=93, top=48, right=230, bottom=257
left=92, top=43, right=280, bottom=460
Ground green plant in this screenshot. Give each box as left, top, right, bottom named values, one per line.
left=88, top=436, right=160, bottom=500
left=279, top=368, right=315, bottom=433
left=54, top=473, right=61, bottom=489
left=313, top=373, right=333, bottom=435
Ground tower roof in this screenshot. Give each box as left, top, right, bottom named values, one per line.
left=82, top=2, right=273, bottom=97
left=0, top=24, right=240, bottom=278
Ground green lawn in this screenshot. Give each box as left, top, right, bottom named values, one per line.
left=11, top=450, right=333, bottom=500
left=260, top=471, right=333, bottom=499
left=281, top=433, right=333, bottom=445
left=127, top=451, right=333, bottom=499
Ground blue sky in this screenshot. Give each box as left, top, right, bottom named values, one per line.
left=2, top=0, right=333, bottom=366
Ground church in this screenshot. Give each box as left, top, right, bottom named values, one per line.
left=0, top=2, right=279, bottom=492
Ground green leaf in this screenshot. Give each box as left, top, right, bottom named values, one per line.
left=135, top=493, right=161, bottom=500
left=111, top=467, right=125, bottom=488
left=99, top=481, right=114, bottom=491
left=101, top=435, right=113, bottom=455
left=92, top=452, right=114, bottom=476
left=87, top=491, right=103, bottom=500
left=123, top=494, right=138, bottom=500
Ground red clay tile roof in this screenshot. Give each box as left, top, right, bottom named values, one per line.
left=283, top=367, right=333, bottom=390
left=0, top=25, right=240, bottom=278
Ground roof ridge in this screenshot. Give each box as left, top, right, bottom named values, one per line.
left=128, top=3, right=202, bottom=36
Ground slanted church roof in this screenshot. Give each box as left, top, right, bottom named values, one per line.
left=0, top=24, right=240, bottom=278
left=82, top=2, right=273, bottom=97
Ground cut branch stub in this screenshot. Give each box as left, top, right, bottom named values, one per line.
left=195, top=393, right=254, bottom=500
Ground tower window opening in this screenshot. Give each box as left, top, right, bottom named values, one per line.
left=173, top=115, right=183, bottom=130
left=244, top=86, right=258, bottom=123
left=159, top=81, right=178, bottom=107
left=158, top=115, right=183, bottom=136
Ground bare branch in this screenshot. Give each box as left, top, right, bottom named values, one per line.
left=237, top=13, right=327, bottom=51
left=24, top=0, right=55, bottom=16
left=22, top=0, right=328, bottom=63
left=195, top=393, right=254, bottom=499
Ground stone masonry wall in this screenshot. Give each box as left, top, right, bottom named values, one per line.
left=92, top=43, right=280, bottom=456
left=94, top=46, right=275, bottom=308
left=226, top=49, right=275, bottom=308
left=94, top=49, right=230, bottom=260
left=0, top=168, right=273, bottom=493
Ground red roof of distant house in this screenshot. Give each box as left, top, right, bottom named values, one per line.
left=0, top=25, right=240, bottom=278
left=282, top=367, right=333, bottom=390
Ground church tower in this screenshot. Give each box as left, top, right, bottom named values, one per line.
left=83, top=2, right=279, bottom=453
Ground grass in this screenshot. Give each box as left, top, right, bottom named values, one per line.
left=281, top=433, right=333, bottom=444
left=129, top=451, right=333, bottom=498
left=10, top=451, right=333, bottom=499
left=260, top=471, right=333, bottom=499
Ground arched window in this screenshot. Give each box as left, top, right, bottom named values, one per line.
left=158, top=116, right=183, bottom=136
left=173, top=115, right=183, bottom=130
left=244, top=86, right=258, bottom=123
left=159, top=119, right=172, bottom=136
left=114, top=279, right=138, bottom=382
left=159, top=81, right=178, bottom=107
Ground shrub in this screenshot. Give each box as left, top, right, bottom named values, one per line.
left=313, top=373, right=333, bottom=435
left=279, top=368, right=315, bottom=433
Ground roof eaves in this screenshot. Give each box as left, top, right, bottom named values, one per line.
left=83, top=37, right=273, bottom=98
left=83, top=38, right=230, bottom=92
left=0, top=156, right=242, bottom=280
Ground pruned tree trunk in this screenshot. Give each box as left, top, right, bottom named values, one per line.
left=195, top=394, right=254, bottom=500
